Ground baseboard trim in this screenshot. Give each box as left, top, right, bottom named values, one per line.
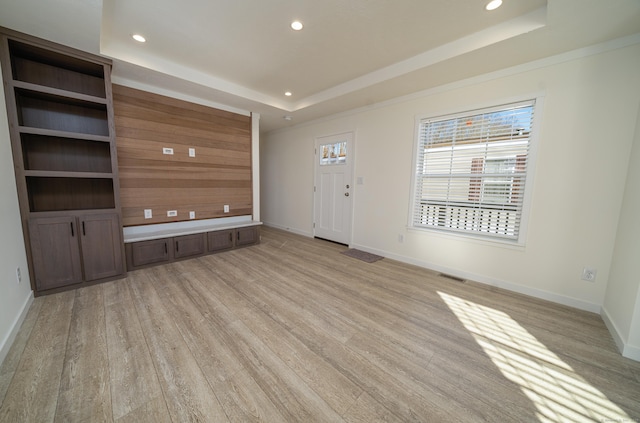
left=349, top=242, right=602, bottom=314
left=601, top=306, right=640, bottom=361
left=262, top=222, right=313, bottom=238
left=623, top=343, right=640, bottom=361
left=0, top=291, right=34, bottom=367
left=601, top=306, right=626, bottom=354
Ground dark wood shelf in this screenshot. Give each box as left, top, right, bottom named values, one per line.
left=24, top=170, right=114, bottom=179
left=12, top=80, right=108, bottom=105
left=29, top=208, right=119, bottom=218
left=18, top=126, right=111, bottom=143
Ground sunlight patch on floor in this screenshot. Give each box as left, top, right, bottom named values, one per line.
left=438, top=291, right=630, bottom=422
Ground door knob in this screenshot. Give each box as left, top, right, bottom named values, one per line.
left=346, top=184, right=350, bottom=189
left=344, top=192, right=350, bottom=197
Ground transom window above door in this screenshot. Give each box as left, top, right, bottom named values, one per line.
left=319, top=141, right=347, bottom=165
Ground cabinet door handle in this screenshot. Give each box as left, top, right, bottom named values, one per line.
left=176, top=241, right=179, bottom=252
left=164, top=242, right=168, bottom=254
left=82, top=221, right=86, bottom=236
left=229, top=232, right=232, bottom=242
left=70, top=222, right=74, bottom=237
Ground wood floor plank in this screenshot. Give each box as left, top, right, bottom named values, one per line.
left=150, top=263, right=291, bottom=422
left=0, top=297, right=43, bottom=408
left=127, top=270, right=229, bottom=422
left=103, top=279, right=164, bottom=420
left=233, top=249, right=360, bottom=343
left=344, top=330, right=529, bottom=422
left=213, top=367, right=290, bottom=423
left=342, top=392, right=404, bottom=423
left=2, top=226, right=639, bottom=422
left=55, top=285, right=112, bottom=423
left=115, top=396, right=171, bottom=423
left=149, top=264, right=246, bottom=384
left=221, top=320, right=346, bottom=422
left=231, top=280, right=363, bottom=415
left=0, top=291, right=75, bottom=423
left=55, top=381, right=112, bottom=423
left=166, top=262, right=348, bottom=421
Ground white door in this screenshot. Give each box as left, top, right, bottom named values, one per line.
left=314, top=132, right=353, bottom=244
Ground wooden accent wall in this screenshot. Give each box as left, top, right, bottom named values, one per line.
left=113, top=85, right=252, bottom=227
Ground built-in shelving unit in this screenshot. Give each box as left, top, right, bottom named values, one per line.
left=0, top=27, right=125, bottom=295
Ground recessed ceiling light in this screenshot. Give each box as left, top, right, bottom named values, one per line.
left=291, top=21, right=303, bottom=31
left=132, top=34, right=146, bottom=43
left=485, top=0, right=503, bottom=11
left=285, top=91, right=292, bottom=96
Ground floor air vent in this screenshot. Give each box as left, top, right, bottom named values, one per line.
left=438, top=273, right=466, bottom=283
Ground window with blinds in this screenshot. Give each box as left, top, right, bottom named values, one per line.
left=411, top=100, right=535, bottom=241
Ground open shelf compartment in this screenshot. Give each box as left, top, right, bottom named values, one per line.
left=8, top=38, right=106, bottom=98
left=26, top=176, right=115, bottom=212
left=15, top=88, right=109, bottom=136
left=21, top=133, right=112, bottom=173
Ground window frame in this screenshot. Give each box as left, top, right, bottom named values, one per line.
left=408, top=97, right=542, bottom=246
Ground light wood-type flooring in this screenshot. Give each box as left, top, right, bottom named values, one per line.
left=1, top=227, right=639, bottom=422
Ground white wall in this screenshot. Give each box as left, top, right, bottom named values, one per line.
left=262, top=41, right=640, bottom=313
left=0, top=59, right=34, bottom=365
left=604, top=99, right=640, bottom=360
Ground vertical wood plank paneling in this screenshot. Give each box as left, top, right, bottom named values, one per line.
left=113, top=85, right=252, bottom=227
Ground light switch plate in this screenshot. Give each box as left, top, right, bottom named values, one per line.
left=189, top=211, right=196, bottom=219
left=224, top=205, right=230, bottom=213
left=163, top=147, right=174, bottom=155
left=189, top=148, right=195, bottom=157
left=167, top=210, right=177, bottom=217
left=144, top=209, right=152, bottom=219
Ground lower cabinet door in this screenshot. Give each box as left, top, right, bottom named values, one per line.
left=208, top=229, right=234, bottom=252
left=174, top=233, right=206, bottom=259
left=79, top=213, right=125, bottom=281
left=130, top=238, right=171, bottom=268
left=236, top=226, right=259, bottom=247
left=28, top=216, right=83, bottom=290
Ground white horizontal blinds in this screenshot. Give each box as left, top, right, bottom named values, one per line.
left=414, top=100, right=535, bottom=240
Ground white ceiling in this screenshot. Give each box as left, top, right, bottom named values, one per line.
left=1, top=0, right=640, bottom=133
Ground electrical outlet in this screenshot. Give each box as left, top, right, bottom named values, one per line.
left=16, top=267, right=21, bottom=284
left=189, top=211, right=196, bottom=219
left=144, top=209, right=152, bottom=219
left=581, top=267, right=597, bottom=282
left=167, top=210, right=178, bottom=217
left=398, top=234, right=404, bottom=243
left=163, top=147, right=174, bottom=155
left=224, top=205, right=230, bottom=213
left=189, top=148, right=195, bottom=157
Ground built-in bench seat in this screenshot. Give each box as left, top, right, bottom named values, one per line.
left=123, top=216, right=261, bottom=270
